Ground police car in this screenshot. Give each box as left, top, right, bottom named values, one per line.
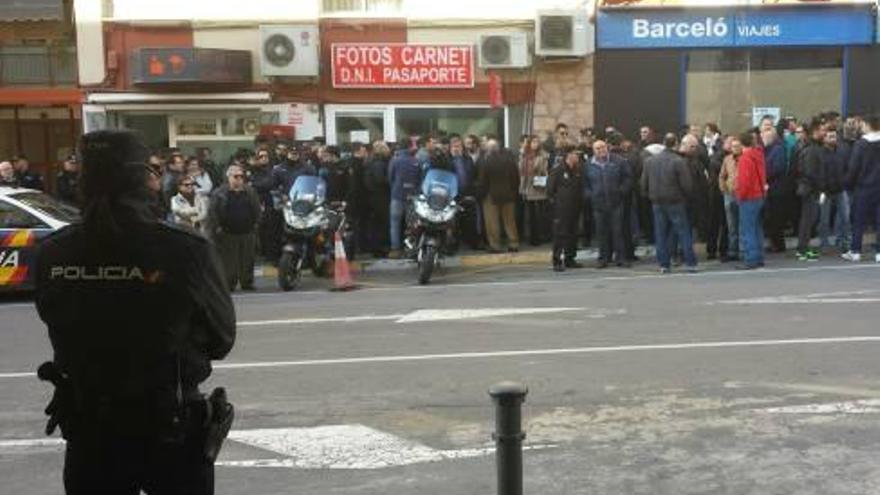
left=0, top=187, right=79, bottom=291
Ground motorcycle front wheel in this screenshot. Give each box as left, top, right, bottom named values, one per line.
left=418, top=245, right=437, bottom=285
left=278, top=252, right=302, bottom=291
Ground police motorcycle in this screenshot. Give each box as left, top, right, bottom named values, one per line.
left=404, top=169, right=459, bottom=285
left=276, top=175, right=350, bottom=291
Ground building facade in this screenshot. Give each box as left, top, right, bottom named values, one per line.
left=1, top=0, right=81, bottom=188
left=76, top=0, right=596, bottom=160
left=594, top=0, right=880, bottom=137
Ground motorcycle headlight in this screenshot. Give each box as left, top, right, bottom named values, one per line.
left=414, top=198, right=432, bottom=220
left=304, top=208, right=327, bottom=229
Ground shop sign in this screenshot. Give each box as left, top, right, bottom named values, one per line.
left=331, top=44, right=474, bottom=89
left=131, top=48, right=252, bottom=85
left=597, top=6, right=874, bottom=49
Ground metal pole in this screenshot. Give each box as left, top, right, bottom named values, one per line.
left=489, top=381, right=528, bottom=495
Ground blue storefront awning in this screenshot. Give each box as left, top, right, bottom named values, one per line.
left=0, top=0, right=64, bottom=22
left=597, top=5, right=876, bottom=49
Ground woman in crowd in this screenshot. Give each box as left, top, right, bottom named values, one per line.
left=186, top=157, right=214, bottom=196
left=519, top=135, right=550, bottom=245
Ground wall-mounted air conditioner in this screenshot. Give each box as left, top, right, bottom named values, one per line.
left=535, top=10, right=594, bottom=57
left=259, top=25, right=319, bottom=77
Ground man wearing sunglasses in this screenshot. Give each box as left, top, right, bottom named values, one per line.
left=206, top=164, right=262, bottom=291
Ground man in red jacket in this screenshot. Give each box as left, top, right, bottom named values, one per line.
left=735, top=132, right=768, bottom=269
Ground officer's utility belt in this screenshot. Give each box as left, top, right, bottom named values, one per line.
left=37, top=361, right=234, bottom=463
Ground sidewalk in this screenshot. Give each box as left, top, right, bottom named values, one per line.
left=256, top=234, right=875, bottom=278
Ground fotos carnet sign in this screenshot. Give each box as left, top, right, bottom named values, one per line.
left=331, top=44, right=474, bottom=89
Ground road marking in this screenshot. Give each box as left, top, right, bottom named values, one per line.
left=209, top=336, right=880, bottom=371
left=710, top=290, right=880, bottom=305
left=395, top=307, right=581, bottom=323
left=238, top=314, right=403, bottom=327
left=760, top=399, right=880, bottom=415
left=238, top=307, right=587, bottom=327
left=3, top=336, right=879, bottom=380
left=0, top=438, right=64, bottom=449
left=0, top=425, right=556, bottom=469
left=226, top=425, right=494, bottom=469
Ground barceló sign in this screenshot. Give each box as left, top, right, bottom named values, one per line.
left=331, top=44, right=474, bottom=89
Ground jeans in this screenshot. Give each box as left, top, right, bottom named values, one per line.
left=390, top=198, right=405, bottom=250
left=652, top=203, right=697, bottom=268
left=594, top=205, right=625, bottom=263
left=723, top=194, right=742, bottom=258
left=850, top=190, right=880, bottom=253
left=764, top=195, right=787, bottom=252
left=819, top=191, right=851, bottom=249
left=738, top=198, right=765, bottom=266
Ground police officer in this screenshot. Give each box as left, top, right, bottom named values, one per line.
left=547, top=149, right=584, bottom=271
left=34, top=130, right=236, bottom=494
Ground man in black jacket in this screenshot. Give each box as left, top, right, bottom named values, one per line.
left=207, top=164, right=262, bottom=291
left=547, top=149, right=583, bottom=271
left=641, top=133, right=697, bottom=273
left=795, top=119, right=827, bottom=261
left=818, top=128, right=851, bottom=252
left=35, top=130, right=235, bottom=494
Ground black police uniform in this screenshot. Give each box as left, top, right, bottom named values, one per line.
left=546, top=163, right=583, bottom=267
left=35, top=130, right=236, bottom=495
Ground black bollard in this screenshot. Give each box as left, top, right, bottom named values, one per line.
left=489, top=381, right=528, bottom=495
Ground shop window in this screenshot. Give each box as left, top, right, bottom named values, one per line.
left=176, top=118, right=218, bottom=136
left=686, top=48, right=843, bottom=134
left=335, top=112, right=385, bottom=145
left=321, top=0, right=401, bottom=14
left=395, top=107, right=505, bottom=145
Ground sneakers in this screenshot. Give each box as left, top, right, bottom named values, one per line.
left=841, top=251, right=861, bottom=262
left=659, top=267, right=670, bottom=274
left=796, top=250, right=819, bottom=262
left=876, top=253, right=880, bottom=264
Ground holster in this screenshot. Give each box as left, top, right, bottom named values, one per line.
left=202, top=387, right=234, bottom=463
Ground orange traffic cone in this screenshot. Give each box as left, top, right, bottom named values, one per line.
left=331, top=231, right=357, bottom=291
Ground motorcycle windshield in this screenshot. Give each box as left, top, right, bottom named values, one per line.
left=289, top=176, right=327, bottom=205
left=421, top=169, right=458, bottom=203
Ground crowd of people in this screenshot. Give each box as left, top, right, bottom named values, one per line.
left=4, top=109, right=879, bottom=287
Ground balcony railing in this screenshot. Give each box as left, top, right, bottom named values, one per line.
left=0, top=45, right=77, bottom=87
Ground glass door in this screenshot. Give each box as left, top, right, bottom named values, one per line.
left=325, top=105, right=394, bottom=145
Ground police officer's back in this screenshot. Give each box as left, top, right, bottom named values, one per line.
left=34, top=130, right=236, bottom=494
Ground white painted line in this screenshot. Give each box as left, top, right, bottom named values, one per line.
left=711, top=290, right=880, bottom=305
left=4, top=337, right=880, bottom=380
left=395, top=307, right=581, bottom=323
left=0, top=438, right=65, bottom=449
left=760, top=399, right=880, bottom=415
left=238, top=314, right=403, bottom=327
left=0, top=371, right=37, bottom=379
left=238, top=307, right=593, bottom=327
left=212, top=336, right=880, bottom=371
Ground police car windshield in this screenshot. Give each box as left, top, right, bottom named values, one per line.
left=13, top=191, right=80, bottom=223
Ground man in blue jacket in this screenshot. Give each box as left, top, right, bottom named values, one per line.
left=584, top=140, right=632, bottom=268
left=762, top=128, right=787, bottom=253
left=387, top=138, right=421, bottom=258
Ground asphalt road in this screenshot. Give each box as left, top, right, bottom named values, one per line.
left=2, top=255, right=880, bottom=494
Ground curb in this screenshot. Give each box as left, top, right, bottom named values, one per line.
left=255, top=235, right=875, bottom=277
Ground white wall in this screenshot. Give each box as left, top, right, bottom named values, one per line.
left=402, top=0, right=590, bottom=20
left=111, top=0, right=320, bottom=21
left=73, top=0, right=105, bottom=85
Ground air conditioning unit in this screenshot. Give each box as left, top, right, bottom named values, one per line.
left=243, top=118, right=260, bottom=136
left=259, top=25, right=319, bottom=77
left=535, top=10, right=594, bottom=57
left=478, top=33, right=532, bottom=69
